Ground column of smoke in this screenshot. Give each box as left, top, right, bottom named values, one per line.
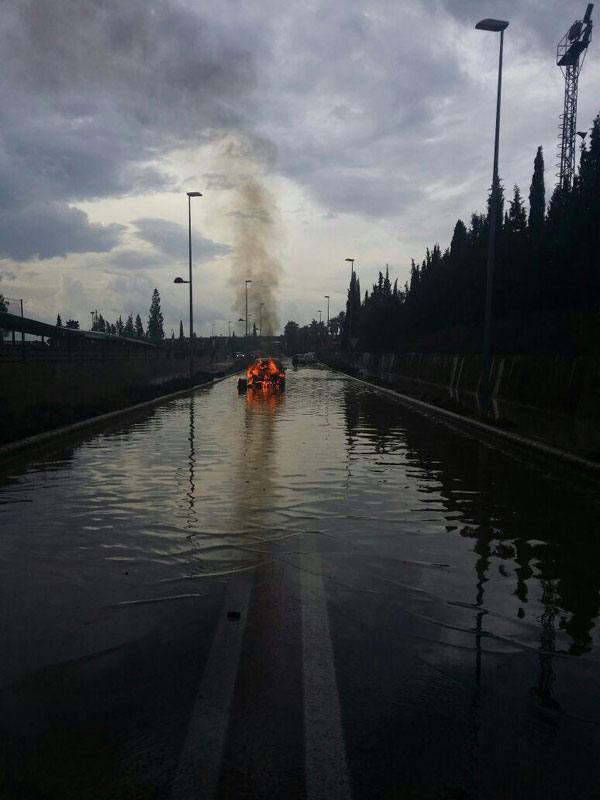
left=228, top=178, right=282, bottom=336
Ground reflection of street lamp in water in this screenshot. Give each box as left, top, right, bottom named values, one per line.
left=185, top=397, right=198, bottom=531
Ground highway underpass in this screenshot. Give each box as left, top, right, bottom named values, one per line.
left=2, top=364, right=600, bottom=800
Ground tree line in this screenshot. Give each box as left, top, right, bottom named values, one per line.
left=337, top=112, right=600, bottom=355
left=54, top=288, right=167, bottom=343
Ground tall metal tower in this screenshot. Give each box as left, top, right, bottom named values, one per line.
left=556, top=4, right=594, bottom=190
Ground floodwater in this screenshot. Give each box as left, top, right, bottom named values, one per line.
left=1, top=365, right=600, bottom=799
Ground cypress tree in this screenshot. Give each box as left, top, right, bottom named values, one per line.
left=450, top=220, right=467, bottom=257
left=56, top=314, right=62, bottom=327
left=123, top=314, right=135, bottom=337
left=507, top=186, right=527, bottom=234
left=528, top=146, right=545, bottom=237
left=179, top=320, right=184, bottom=341
left=147, top=288, right=164, bottom=341
left=135, top=314, right=144, bottom=338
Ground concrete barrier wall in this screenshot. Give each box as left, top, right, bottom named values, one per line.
left=0, top=352, right=191, bottom=410
left=0, top=352, right=201, bottom=444
left=324, top=351, right=600, bottom=459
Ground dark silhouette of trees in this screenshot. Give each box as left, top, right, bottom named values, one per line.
left=284, top=320, right=301, bottom=352
left=529, top=146, right=545, bottom=236
left=342, top=112, right=600, bottom=356
left=147, top=288, right=164, bottom=342
left=329, top=311, right=344, bottom=337
left=123, top=314, right=135, bottom=337
left=56, top=314, right=62, bottom=327
left=135, top=314, right=144, bottom=338
left=341, top=272, right=361, bottom=347
left=179, top=320, right=184, bottom=341
left=115, top=315, right=124, bottom=336
left=65, top=319, right=79, bottom=329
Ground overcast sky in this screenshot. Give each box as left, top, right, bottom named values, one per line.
left=1, top=0, right=598, bottom=335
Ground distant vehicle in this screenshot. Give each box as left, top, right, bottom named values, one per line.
left=238, top=357, right=286, bottom=393
left=234, top=352, right=245, bottom=359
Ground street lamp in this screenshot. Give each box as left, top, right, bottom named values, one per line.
left=344, top=257, right=354, bottom=278
left=318, top=309, right=322, bottom=325
left=174, top=190, right=202, bottom=384
left=245, top=279, right=252, bottom=337
left=475, top=17, right=509, bottom=406
left=324, top=295, right=330, bottom=328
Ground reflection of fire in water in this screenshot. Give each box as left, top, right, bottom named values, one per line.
left=232, top=389, right=285, bottom=535
left=245, top=388, right=281, bottom=412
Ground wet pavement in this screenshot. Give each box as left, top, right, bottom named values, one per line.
left=2, top=364, right=600, bottom=799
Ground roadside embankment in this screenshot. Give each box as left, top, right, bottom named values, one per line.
left=322, top=351, right=600, bottom=462
left=0, top=352, right=245, bottom=447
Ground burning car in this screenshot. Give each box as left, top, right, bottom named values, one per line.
left=238, top=357, right=286, bottom=393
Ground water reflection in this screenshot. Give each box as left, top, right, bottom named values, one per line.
left=185, top=397, right=198, bottom=531
left=341, top=385, right=600, bottom=665
left=232, top=389, right=285, bottom=536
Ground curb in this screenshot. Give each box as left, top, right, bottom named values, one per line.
left=0, top=372, right=236, bottom=459
left=342, top=372, right=600, bottom=476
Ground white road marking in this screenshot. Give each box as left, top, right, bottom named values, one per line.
left=301, top=547, right=353, bottom=800
left=170, top=576, right=253, bottom=800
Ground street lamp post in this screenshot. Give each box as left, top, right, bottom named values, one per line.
left=476, top=18, right=509, bottom=406
left=239, top=315, right=252, bottom=342
left=174, top=190, right=202, bottom=384
left=245, top=280, right=252, bottom=337
left=318, top=309, right=322, bottom=325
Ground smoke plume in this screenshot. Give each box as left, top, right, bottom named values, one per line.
left=228, top=177, right=282, bottom=336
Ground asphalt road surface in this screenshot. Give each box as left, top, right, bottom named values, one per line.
left=2, top=365, right=600, bottom=799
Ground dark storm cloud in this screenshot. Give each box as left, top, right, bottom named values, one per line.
left=133, top=218, right=231, bottom=263
left=0, top=204, right=124, bottom=262
left=255, top=2, right=467, bottom=218
left=0, top=0, right=257, bottom=261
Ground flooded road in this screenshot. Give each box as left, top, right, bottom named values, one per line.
left=2, top=364, right=600, bottom=799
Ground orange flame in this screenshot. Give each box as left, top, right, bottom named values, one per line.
left=246, top=357, right=285, bottom=388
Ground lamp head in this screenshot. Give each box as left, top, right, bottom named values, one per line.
left=187, top=191, right=202, bottom=197
left=475, top=18, right=509, bottom=32
left=174, top=277, right=187, bottom=284
left=344, top=257, right=354, bottom=263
